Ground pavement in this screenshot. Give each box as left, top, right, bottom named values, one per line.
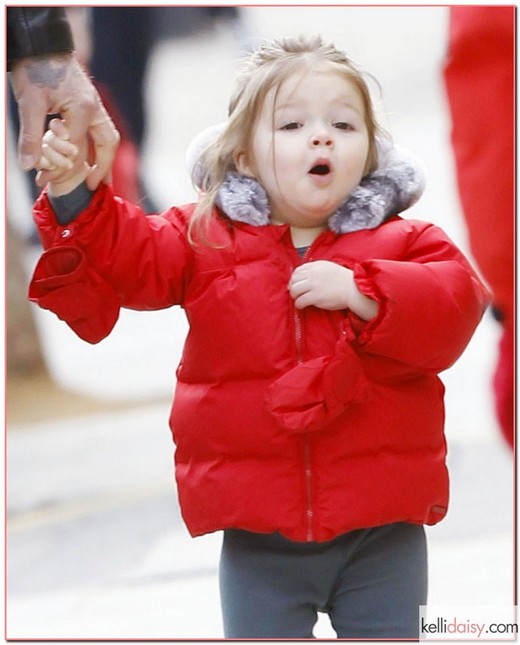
left=6, top=6, right=515, bottom=642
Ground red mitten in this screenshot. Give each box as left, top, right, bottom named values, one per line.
left=266, top=339, right=371, bottom=432
left=28, top=246, right=120, bottom=344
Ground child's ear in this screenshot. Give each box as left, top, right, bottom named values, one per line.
left=234, top=149, right=255, bottom=178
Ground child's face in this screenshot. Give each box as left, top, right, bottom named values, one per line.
left=236, top=68, right=370, bottom=230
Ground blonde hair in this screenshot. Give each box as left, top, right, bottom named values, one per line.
left=189, top=34, right=384, bottom=244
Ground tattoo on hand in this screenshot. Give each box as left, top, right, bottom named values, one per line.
left=27, top=59, right=66, bottom=90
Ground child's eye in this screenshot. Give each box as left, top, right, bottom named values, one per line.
left=334, top=122, right=354, bottom=131
left=280, top=122, right=302, bottom=131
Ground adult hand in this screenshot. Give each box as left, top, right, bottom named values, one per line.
left=9, top=52, right=119, bottom=189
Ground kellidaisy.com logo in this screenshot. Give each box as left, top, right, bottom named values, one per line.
left=420, top=606, right=519, bottom=641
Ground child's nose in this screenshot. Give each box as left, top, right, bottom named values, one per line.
left=311, top=130, right=333, bottom=147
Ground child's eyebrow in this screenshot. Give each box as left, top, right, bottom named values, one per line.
left=274, top=101, right=299, bottom=113
left=334, top=100, right=364, bottom=114
left=273, top=101, right=363, bottom=120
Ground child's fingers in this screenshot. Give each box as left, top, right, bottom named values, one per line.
left=35, top=167, right=67, bottom=187
left=37, top=155, right=56, bottom=171
left=41, top=142, right=74, bottom=171
left=42, top=128, right=79, bottom=160
left=48, top=117, right=70, bottom=140
left=38, top=124, right=79, bottom=173
left=35, top=118, right=91, bottom=189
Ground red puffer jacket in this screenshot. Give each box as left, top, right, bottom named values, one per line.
left=30, top=184, right=488, bottom=542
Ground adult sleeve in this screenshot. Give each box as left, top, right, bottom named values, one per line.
left=7, top=7, right=74, bottom=70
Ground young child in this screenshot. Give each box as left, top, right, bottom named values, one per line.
left=29, top=35, right=488, bottom=639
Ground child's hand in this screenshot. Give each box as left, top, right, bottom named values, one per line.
left=36, top=118, right=90, bottom=196
left=289, top=261, right=378, bottom=321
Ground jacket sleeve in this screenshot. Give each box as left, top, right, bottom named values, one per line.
left=346, top=221, right=489, bottom=373
left=7, top=8, right=74, bottom=70
left=30, top=183, right=193, bottom=342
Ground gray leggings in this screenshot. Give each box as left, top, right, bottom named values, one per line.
left=219, top=522, right=427, bottom=639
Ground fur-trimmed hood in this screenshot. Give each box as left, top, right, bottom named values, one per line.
left=186, top=125, right=427, bottom=234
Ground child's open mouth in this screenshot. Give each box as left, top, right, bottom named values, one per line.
left=309, top=163, right=331, bottom=176
left=308, top=161, right=333, bottom=185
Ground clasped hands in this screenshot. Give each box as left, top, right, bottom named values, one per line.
left=10, top=53, right=119, bottom=192
left=36, top=116, right=91, bottom=196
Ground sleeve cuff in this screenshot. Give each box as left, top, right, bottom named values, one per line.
left=49, top=181, right=94, bottom=225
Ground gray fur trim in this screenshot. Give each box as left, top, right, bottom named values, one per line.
left=216, top=174, right=271, bottom=226
left=215, top=141, right=426, bottom=233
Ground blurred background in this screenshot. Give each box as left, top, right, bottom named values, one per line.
left=6, top=5, right=514, bottom=639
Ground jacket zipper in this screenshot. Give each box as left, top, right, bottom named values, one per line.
left=292, top=244, right=315, bottom=542
left=293, top=307, right=314, bottom=541
left=303, top=438, right=314, bottom=541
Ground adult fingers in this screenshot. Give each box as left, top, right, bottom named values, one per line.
left=16, top=95, right=47, bottom=170
left=86, top=95, right=120, bottom=186
left=59, top=99, right=119, bottom=189
left=85, top=107, right=120, bottom=189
